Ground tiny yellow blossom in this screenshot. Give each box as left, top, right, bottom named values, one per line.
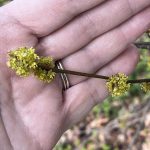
left=34, top=57, right=56, bottom=83
left=7, top=47, right=39, bottom=76
left=34, top=68, right=56, bottom=83
left=141, top=83, right=150, bottom=92
left=36, top=56, right=55, bottom=69
left=106, top=73, right=130, bottom=97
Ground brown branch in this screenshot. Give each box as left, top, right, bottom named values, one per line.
left=53, top=67, right=150, bottom=84
left=37, top=51, right=150, bottom=84
left=127, top=78, right=150, bottom=83
left=52, top=67, right=109, bottom=80
left=135, top=42, right=150, bottom=50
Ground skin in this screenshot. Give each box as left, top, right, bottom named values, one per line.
left=0, top=0, right=150, bottom=149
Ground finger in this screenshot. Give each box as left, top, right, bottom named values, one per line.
left=62, top=7, right=150, bottom=85
left=2, top=0, right=106, bottom=36
left=64, top=45, right=139, bottom=126
left=37, top=0, right=150, bottom=59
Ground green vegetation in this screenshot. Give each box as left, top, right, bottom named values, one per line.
left=0, top=0, right=9, bottom=6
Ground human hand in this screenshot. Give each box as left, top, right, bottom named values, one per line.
left=0, top=0, right=150, bottom=149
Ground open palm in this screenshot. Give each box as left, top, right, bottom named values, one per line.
left=0, top=0, right=150, bottom=149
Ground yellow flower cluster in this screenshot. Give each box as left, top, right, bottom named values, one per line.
left=106, top=73, right=130, bottom=97
left=34, top=68, right=56, bottom=83
left=34, top=57, right=56, bottom=83
left=36, top=57, right=55, bottom=69
left=7, top=47, right=38, bottom=76
left=7, top=47, right=56, bottom=83
left=140, top=83, right=150, bottom=92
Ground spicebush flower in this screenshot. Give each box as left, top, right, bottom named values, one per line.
left=7, top=47, right=38, bottom=76
left=106, top=73, right=130, bottom=97
left=34, top=57, right=56, bottom=83
left=141, top=83, right=150, bottom=92
left=7, top=47, right=56, bottom=83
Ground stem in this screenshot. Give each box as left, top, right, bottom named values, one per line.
left=38, top=60, right=150, bottom=84
left=52, top=68, right=150, bottom=84
left=52, top=67, right=109, bottom=80
left=127, top=79, right=150, bottom=84
left=135, top=42, right=150, bottom=49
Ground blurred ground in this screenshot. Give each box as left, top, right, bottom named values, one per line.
left=1, top=1, right=150, bottom=150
